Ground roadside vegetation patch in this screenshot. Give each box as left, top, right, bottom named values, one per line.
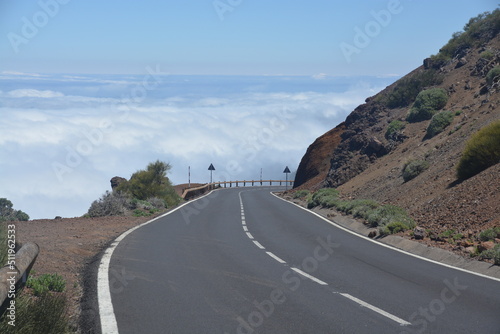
left=307, top=189, right=415, bottom=235
left=456, top=120, right=500, bottom=180
left=293, top=190, right=311, bottom=199
left=479, top=244, right=500, bottom=265
left=27, top=273, right=66, bottom=296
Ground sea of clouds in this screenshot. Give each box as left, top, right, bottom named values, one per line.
left=0, top=71, right=398, bottom=219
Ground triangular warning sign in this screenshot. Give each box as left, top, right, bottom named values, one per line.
left=208, top=163, right=215, bottom=171
left=283, top=166, right=291, bottom=173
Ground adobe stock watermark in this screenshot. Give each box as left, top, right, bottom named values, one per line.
left=213, top=0, right=243, bottom=21
left=51, top=65, right=167, bottom=183
left=227, top=235, right=340, bottom=334
left=7, top=0, right=71, bottom=54
left=401, top=277, right=468, bottom=334
left=340, top=0, right=406, bottom=64
left=179, top=106, right=296, bottom=225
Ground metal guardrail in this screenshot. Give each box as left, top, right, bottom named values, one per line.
left=181, top=180, right=294, bottom=200
left=0, top=242, right=39, bottom=308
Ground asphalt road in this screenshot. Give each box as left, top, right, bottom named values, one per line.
left=102, top=187, right=500, bottom=333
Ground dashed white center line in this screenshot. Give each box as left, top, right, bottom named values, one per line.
left=338, top=293, right=411, bottom=326
left=266, top=251, right=286, bottom=264
left=253, top=240, right=265, bottom=249
left=291, top=267, right=328, bottom=285
left=237, top=190, right=410, bottom=327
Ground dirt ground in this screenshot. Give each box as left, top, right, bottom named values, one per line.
left=14, top=214, right=165, bottom=331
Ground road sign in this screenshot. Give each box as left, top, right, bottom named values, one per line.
left=283, top=166, right=291, bottom=190
left=208, top=163, right=215, bottom=183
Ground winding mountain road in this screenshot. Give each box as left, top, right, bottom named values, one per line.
left=99, top=187, right=500, bottom=333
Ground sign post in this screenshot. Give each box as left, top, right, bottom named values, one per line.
left=208, top=163, right=215, bottom=184
left=283, top=166, right=291, bottom=190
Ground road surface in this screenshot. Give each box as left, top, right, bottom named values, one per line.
left=100, top=187, right=500, bottom=333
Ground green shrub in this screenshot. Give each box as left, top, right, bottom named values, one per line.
left=27, top=273, right=66, bottom=296
left=486, top=66, right=500, bottom=86
left=367, top=204, right=415, bottom=232
left=385, top=120, right=406, bottom=140
left=456, top=120, right=500, bottom=180
left=407, top=88, right=448, bottom=123
left=383, top=70, right=444, bottom=108
left=432, top=10, right=500, bottom=61
left=87, top=191, right=130, bottom=217
left=0, top=291, right=69, bottom=334
left=293, top=190, right=310, bottom=199
left=480, top=244, right=500, bottom=265
left=307, top=188, right=339, bottom=208
left=426, top=111, right=454, bottom=138
left=350, top=199, right=380, bottom=220
left=480, top=50, right=495, bottom=60
left=0, top=198, right=30, bottom=222
left=402, top=160, right=430, bottom=182
left=478, top=227, right=500, bottom=241
left=380, top=221, right=408, bottom=236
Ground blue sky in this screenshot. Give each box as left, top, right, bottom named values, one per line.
left=0, top=1, right=498, bottom=219
left=1, top=0, right=497, bottom=75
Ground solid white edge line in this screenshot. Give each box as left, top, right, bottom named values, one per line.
left=291, top=267, right=328, bottom=285
left=270, top=192, right=500, bottom=283
left=253, top=240, right=266, bottom=249
left=339, top=293, right=411, bottom=326
left=98, top=189, right=220, bottom=334
left=266, top=251, right=287, bottom=264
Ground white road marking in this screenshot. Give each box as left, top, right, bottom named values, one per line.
left=338, top=293, right=411, bottom=326
left=246, top=232, right=254, bottom=239
left=98, top=189, right=221, bottom=334
left=243, top=226, right=248, bottom=232
left=291, top=267, right=328, bottom=285
left=266, top=251, right=286, bottom=264
left=270, top=192, right=500, bottom=283
left=253, top=240, right=266, bottom=249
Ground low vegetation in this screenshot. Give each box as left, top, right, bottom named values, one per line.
left=87, top=160, right=181, bottom=217
left=0, top=198, right=30, bottom=222
left=306, top=189, right=415, bottom=235
left=381, top=69, right=443, bottom=109
left=385, top=120, right=406, bottom=140
left=0, top=273, right=69, bottom=333
left=480, top=244, right=500, bottom=265
left=431, top=9, right=500, bottom=61
left=27, top=273, right=66, bottom=296
left=426, top=111, right=455, bottom=138
left=402, top=159, right=430, bottom=182
left=293, top=190, right=310, bottom=199
left=456, top=120, right=500, bottom=180
left=406, top=88, right=448, bottom=123
left=478, top=226, right=500, bottom=242
left=486, top=66, right=500, bottom=86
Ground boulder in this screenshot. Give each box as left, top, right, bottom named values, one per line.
left=110, top=176, right=127, bottom=190
left=413, top=227, right=425, bottom=240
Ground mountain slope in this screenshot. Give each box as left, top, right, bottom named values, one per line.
left=293, top=11, right=500, bottom=255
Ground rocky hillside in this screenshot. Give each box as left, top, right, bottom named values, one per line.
left=293, top=11, right=500, bottom=253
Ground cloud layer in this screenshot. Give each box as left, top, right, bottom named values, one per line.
left=0, top=72, right=396, bottom=219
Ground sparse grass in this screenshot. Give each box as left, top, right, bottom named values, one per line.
left=307, top=188, right=339, bottom=208
left=456, top=120, right=500, bottom=180
left=307, top=190, right=414, bottom=235
left=402, top=160, right=430, bottom=182
left=0, top=290, right=69, bottom=334
left=480, top=244, right=500, bottom=265
left=426, top=111, right=454, bottom=138
left=26, top=273, right=66, bottom=296
left=480, top=50, right=495, bottom=60
left=406, top=88, right=448, bottom=123
left=478, top=227, right=500, bottom=241
left=293, top=190, right=310, bottom=199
